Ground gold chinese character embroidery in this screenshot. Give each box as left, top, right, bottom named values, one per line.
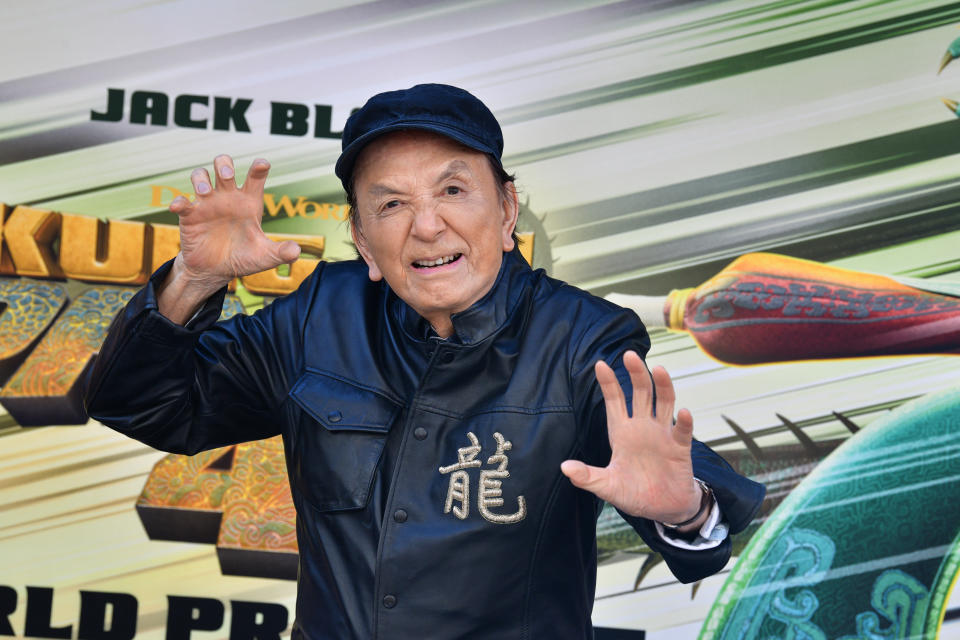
left=439, top=431, right=526, bottom=524
left=438, top=432, right=482, bottom=519
left=479, top=432, right=527, bottom=524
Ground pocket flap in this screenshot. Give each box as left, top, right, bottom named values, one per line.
left=290, top=371, right=399, bottom=433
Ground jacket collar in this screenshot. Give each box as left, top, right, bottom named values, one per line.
left=389, top=247, right=534, bottom=346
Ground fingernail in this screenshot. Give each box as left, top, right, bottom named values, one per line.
left=196, top=182, right=211, bottom=194
left=219, top=165, right=234, bottom=179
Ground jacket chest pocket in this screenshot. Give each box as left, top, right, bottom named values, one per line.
left=289, top=371, right=401, bottom=512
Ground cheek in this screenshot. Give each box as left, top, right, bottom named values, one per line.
left=370, top=242, right=401, bottom=272
left=363, top=220, right=407, bottom=258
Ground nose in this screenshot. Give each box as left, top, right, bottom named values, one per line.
left=409, top=198, right=446, bottom=241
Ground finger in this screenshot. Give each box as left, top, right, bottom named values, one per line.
left=595, top=360, right=627, bottom=424
left=169, top=195, right=192, bottom=216
left=190, top=168, right=213, bottom=198
left=560, top=460, right=614, bottom=501
left=672, top=408, right=694, bottom=447
left=242, top=158, right=271, bottom=196
left=213, top=154, right=237, bottom=191
left=651, top=365, right=676, bottom=424
left=624, top=350, right=652, bottom=419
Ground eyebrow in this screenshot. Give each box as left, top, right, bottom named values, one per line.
left=434, top=160, right=472, bottom=184
left=365, top=160, right=474, bottom=200
left=366, top=183, right=397, bottom=200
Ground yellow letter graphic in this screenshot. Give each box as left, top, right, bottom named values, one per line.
left=4, top=206, right=64, bottom=278
left=0, top=204, right=17, bottom=275
left=517, top=232, right=534, bottom=266
left=0, top=278, right=67, bottom=386
left=137, top=437, right=298, bottom=580
left=262, top=193, right=300, bottom=218
left=59, top=214, right=149, bottom=284
left=148, top=223, right=180, bottom=272
left=0, top=286, right=134, bottom=425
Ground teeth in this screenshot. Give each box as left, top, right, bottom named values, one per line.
left=415, top=254, right=458, bottom=267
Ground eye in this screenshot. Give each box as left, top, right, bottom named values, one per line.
left=383, top=199, right=401, bottom=209
left=445, top=186, right=461, bottom=196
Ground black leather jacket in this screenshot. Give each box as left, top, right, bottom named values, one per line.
left=86, top=249, right=764, bottom=639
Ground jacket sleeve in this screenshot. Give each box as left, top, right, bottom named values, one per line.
left=84, top=259, right=318, bottom=455
left=570, top=298, right=765, bottom=584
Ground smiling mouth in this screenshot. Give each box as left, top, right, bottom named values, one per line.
left=412, top=253, right=462, bottom=269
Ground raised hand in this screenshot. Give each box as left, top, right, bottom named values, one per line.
left=159, top=155, right=300, bottom=323
left=560, top=351, right=702, bottom=527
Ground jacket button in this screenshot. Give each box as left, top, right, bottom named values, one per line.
left=327, top=411, right=342, bottom=423
left=393, top=509, right=408, bottom=523
left=413, top=427, right=427, bottom=440
left=383, top=594, right=397, bottom=609
left=440, top=351, right=455, bottom=364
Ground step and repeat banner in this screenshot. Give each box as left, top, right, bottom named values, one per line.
left=3, top=1, right=960, bottom=638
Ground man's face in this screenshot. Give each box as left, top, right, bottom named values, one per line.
left=351, top=130, right=518, bottom=335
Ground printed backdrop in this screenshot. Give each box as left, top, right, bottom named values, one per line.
left=3, top=1, right=960, bottom=638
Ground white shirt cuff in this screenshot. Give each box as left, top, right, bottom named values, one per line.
left=653, top=490, right=728, bottom=551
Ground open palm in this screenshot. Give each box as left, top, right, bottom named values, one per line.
left=561, top=351, right=701, bottom=524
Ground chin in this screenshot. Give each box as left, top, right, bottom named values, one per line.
left=413, top=289, right=467, bottom=310
left=420, top=300, right=465, bottom=317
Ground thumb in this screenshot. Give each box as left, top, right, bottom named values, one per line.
left=560, top=460, right=612, bottom=500
left=275, top=240, right=301, bottom=264
left=254, top=238, right=301, bottom=272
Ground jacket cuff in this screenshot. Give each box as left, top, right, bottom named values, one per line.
left=691, top=440, right=766, bottom=534
left=135, top=259, right=229, bottom=345
left=654, top=493, right=727, bottom=551
left=615, top=506, right=732, bottom=584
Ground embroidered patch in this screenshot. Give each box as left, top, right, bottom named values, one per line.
left=439, top=431, right=527, bottom=524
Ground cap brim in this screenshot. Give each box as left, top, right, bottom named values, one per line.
left=335, top=121, right=502, bottom=184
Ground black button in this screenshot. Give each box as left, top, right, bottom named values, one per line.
left=393, top=509, right=408, bottom=523
left=327, top=411, right=342, bottom=423
left=383, top=594, right=396, bottom=608
left=413, top=427, right=427, bottom=440
left=440, top=351, right=455, bottom=364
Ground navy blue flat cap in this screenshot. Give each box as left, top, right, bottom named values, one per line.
left=335, top=83, right=504, bottom=186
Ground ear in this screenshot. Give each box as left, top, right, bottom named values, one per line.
left=500, top=181, right=520, bottom=252
left=351, top=219, right=384, bottom=282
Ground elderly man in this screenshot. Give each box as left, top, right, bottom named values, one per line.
left=86, top=84, right=764, bottom=639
